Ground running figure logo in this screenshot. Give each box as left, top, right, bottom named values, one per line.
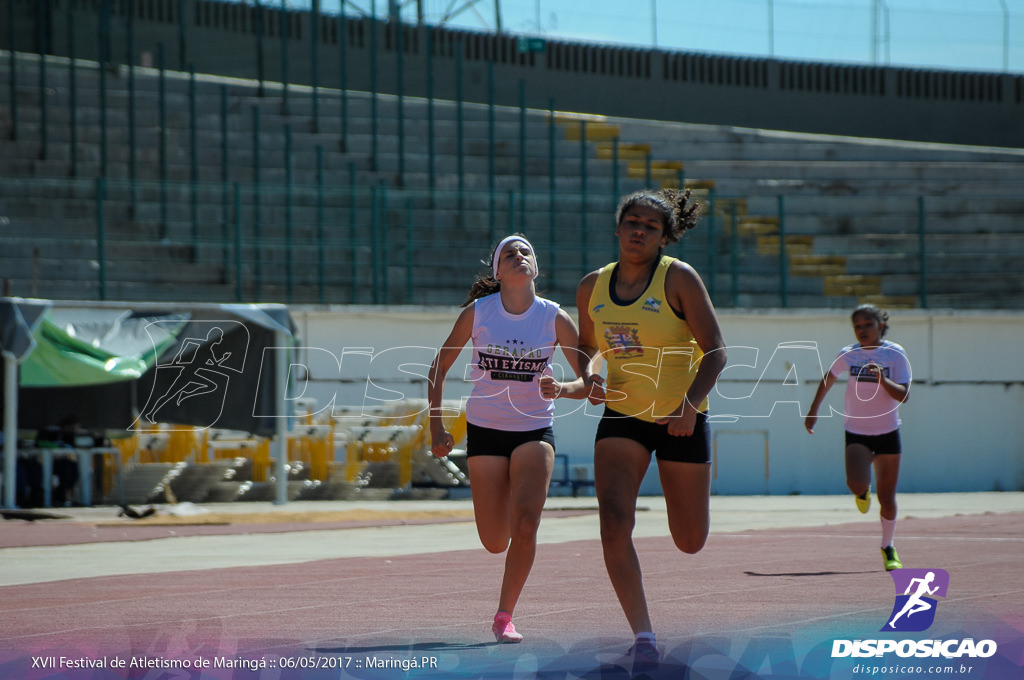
left=882, top=568, right=949, bottom=632
left=136, top=321, right=249, bottom=431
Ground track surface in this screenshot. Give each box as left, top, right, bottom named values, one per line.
left=1, top=494, right=1021, bottom=679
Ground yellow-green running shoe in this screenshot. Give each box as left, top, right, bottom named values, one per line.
left=855, top=492, right=871, bottom=514
left=882, top=545, right=903, bottom=571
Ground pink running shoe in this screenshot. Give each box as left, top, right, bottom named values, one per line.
left=492, top=612, right=523, bottom=643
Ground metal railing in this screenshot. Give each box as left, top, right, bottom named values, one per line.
left=3, top=4, right=1023, bottom=310
left=3, top=175, right=1023, bottom=310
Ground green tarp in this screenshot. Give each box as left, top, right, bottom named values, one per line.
left=19, top=315, right=184, bottom=387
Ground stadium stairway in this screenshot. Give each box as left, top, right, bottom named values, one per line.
left=2, top=50, right=1023, bottom=309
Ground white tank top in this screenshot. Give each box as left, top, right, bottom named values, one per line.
left=466, top=293, right=560, bottom=431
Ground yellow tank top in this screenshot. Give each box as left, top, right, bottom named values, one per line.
left=588, top=255, right=707, bottom=421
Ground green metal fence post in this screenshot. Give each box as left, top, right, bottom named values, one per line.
left=778, top=194, right=788, bottom=308
left=488, top=61, right=496, bottom=238
left=37, top=0, right=48, bottom=161
left=580, top=120, right=588, bottom=278
left=456, top=40, right=464, bottom=215
left=339, top=5, right=347, bottom=149
left=918, top=196, right=928, bottom=308
left=519, top=79, right=527, bottom=232
left=280, top=0, right=289, bottom=113
left=285, top=124, right=293, bottom=303
left=548, top=98, right=556, bottom=289
left=255, top=0, right=265, bottom=97
left=405, top=198, right=415, bottom=302
left=252, top=106, right=262, bottom=299
left=396, top=11, right=405, bottom=185
left=98, top=0, right=109, bottom=177
left=380, top=185, right=389, bottom=301
left=68, top=0, right=77, bottom=176
left=189, top=65, right=198, bottom=256
left=612, top=136, right=620, bottom=198
left=126, top=5, right=135, bottom=202
left=235, top=183, right=243, bottom=302
left=178, top=0, right=187, bottom=70
left=427, top=29, right=435, bottom=204
left=370, top=2, right=378, bottom=169
left=221, top=84, right=230, bottom=272
left=8, top=0, right=17, bottom=140
left=612, top=136, right=621, bottom=261
left=96, top=178, right=106, bottom=301
left=349, top=163, right=358, bottom=302
left=507, top=190, right=515, bottom=243
left=310, top=0, right=319, bottom=133
left=317, top=146, right=325, bottom=304
left=159, top=43, right=168, bottom=240
left=707, top=185, right=716, bottom=301
left=371, top=185, right=380, bottom=304
left=730, top=201, right=739, bottom=307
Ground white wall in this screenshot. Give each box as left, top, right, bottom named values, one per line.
left=288, top=306, right=1024, bottom=495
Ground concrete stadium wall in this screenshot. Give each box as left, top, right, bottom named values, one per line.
left=8, top=0, right=1024, bottom=148
left=288, top=306, right=1024, bottom=496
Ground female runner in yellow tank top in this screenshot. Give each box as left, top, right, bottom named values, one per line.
left=576, top=188, right=727, bottom=671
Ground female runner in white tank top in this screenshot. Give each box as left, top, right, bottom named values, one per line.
left=428, top=235, right=593, bottom=644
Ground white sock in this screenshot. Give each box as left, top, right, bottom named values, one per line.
left=635, top=632, right=656, bottom=645
left=881, top=517, right=897, bottom=548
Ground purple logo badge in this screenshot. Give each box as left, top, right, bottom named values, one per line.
left=881, top=568, right=949, bottom=632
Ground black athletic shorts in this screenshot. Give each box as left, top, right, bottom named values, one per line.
left=845, top=429, right=901, bottom=455
left=465, top=422, right=556, bottom=458
left=595, top=408, right=711, bottom=464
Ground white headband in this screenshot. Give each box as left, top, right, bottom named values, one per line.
left=492, top=235, right=538, bottom=279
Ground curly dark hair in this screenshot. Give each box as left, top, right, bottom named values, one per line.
left=852, top=303, right=890, bottom=337
left=614, top=188, right=702, bottom=244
